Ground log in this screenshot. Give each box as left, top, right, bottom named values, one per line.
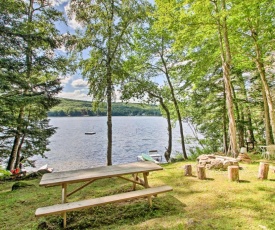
left=228, top=166, right=239, bottom=182
left=197, top=166, right=206, bottom=180
left=258, top=162, right=269, bottom=180
left=184, top=164, right=192, bottom=176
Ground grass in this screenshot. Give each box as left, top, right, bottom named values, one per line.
left=0, top=154, right=275, bottom=230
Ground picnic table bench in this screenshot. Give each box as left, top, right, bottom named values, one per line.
left=35, top=161, right=172, bottom=228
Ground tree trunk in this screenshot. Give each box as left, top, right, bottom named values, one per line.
left=149, top=93, right=172, bottom=162
left=164, top=73, right=187, bottom=159
left=222, top=84, right=228, bottom=153
left=159, top=98, right=172, bottom=162
left=215, top=0, right=238, bottom=157
left=105, top=0, right=114, bottom=166
left=252, top=30, right=275, bottom=144
left=231, top=83, right=245, bottom=148
left=160, top=47, right=187, bottom=159
left=106, top=65, right=112, bottom=166
left=7, top=107, right=25, bottom=170
left=261, top=74, right=273, bottom=145
left=7, top=134, right=21, bottom=170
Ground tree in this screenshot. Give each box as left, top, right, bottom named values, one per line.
left=154, top=0, right=240, bottom=156
left=230, top=0, right=275, bottom=145
left=0, top=0, right=68, bottom=170
left=121, top=8, right=189, bottom=159
left=121, top=77, right=173, bottom=162
left=68, top=0, right=149, bottom=165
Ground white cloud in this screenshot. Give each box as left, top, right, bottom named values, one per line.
left=71, top=79, right=88, bottom=88
left=59, top=76, right=72, bottom=85
left=58, top=90, right=92, bottom=101
left=49, top=0, right=69, bottom=7
left=64, top=2, right=82, bottom=29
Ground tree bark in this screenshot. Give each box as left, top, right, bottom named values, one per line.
left=160, top=39, right=187, bottom=159
left=215, top=0, right=238, bottom=157
left=222, top=83, right=228, bottom=153
left=261, top=83, right=273, bottom=145
left=159, top=98, right=172, bottom=162
left=106, top=0, right=114, bottom=166
left=148, top=92, right=172, bottom=162
left=251, top=29, right=275, bottom=144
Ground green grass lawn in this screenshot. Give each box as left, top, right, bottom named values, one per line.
left=1, top=154, right=275, bottom=230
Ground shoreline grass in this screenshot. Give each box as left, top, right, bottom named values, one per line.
left=1, top=154, right=275, bottom=229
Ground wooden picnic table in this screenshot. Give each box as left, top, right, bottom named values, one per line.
left=36, top=161, right=172, bottom=228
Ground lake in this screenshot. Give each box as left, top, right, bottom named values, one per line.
left=30, top=116, right=198, bottom=172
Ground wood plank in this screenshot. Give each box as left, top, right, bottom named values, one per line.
left=40, top=161, right=162, bottom=186
left=35, top=185, right=173, bottom=217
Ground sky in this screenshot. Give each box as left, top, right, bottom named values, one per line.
left=51, top=0, right=155, bottom=102
left=49, top=0, right=92, bottom=101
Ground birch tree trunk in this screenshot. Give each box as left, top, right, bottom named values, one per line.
left=215, top=0, right=238, bottom=157
left=261, top=82, right=273, bottom=145
left=254, top=45, right=275, bottom=143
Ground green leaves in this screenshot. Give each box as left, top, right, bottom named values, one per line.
left=0, top=0, right=69, bottom=169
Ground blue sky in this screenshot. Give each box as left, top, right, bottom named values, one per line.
left=51, top=0, right=92, bottom=101
left=53, top=0, right=156, bottom=102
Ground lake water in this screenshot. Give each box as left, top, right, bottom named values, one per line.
left=30, top=116, right=198, bottom=172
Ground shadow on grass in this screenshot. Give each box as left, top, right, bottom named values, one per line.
left=238, top=180, right=250, bottom=183
left=37, top=195, right=186, bottom=230
left=205, top=178, right=214, bottom=181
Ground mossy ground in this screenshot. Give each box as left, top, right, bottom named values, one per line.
left=0, top=154, right=274, bottom=230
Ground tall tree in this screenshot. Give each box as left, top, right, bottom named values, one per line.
left=230, top=0, right=275, bottom=144
left=68, top=0, right=148, bottom=165
left=121, top=76, right=174, bottom=161
left=155, top=0, right=239, bottom=156
left=0, top=0, right=68, bottom=170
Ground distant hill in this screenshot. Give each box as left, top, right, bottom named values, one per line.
left=48, top=98, right=161, bottom=117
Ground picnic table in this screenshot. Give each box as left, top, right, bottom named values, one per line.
left=35, top=161, right=172, bottom=228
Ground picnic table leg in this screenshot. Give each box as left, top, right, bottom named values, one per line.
left=132, top=173, right=138, bottom=191
left=143, top=172, right=152, bottom=207
left=62, top=183, right=67, bottom=228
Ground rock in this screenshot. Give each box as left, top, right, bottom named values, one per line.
left=12, top=181, right=34, bottom=191
left=237, top=153, right=251, bottom=163
left=197, top=154, right=239, bottom=170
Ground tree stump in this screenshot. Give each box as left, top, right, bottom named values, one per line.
left=228, top=166, right=239, bottom=182
left=197, top=165, right=206, bottom=180
left=184, top=164, right=192, bottom=176
left=258, top=162, right=269, bottom=180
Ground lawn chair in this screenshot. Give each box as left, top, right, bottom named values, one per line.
left=263, top=145, right=275, bottom=159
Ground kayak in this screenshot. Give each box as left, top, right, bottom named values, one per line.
left=141, top=153, right=158, bottom=163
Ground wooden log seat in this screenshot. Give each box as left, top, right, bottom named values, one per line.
left=228, top=166, right=239, bottom=182
left=258, top=162, right=269, bottom=180
left=197, top=165, right=206, bottom=180
left=183, top=164, right=192, bottom=176
left=35, top=185, right=173, bottom=228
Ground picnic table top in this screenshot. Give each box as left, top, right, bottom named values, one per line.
left=39, top=161, right=163, bottom=186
